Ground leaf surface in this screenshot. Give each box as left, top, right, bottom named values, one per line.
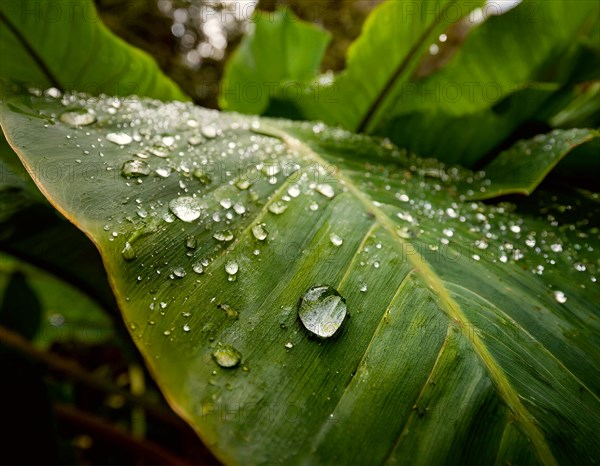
left=1, top=93, right=599, bottom=465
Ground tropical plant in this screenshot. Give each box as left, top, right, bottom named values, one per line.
left=1, top=0, right=599, bottom=464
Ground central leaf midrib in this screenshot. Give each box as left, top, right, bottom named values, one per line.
left=263, top=123, right=558, bottom=466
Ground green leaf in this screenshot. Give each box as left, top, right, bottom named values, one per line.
left=293, top=0, right=483, bottom=131
left=1, top=93, right=599, bottom=465
left=373, top=0, right=600, bottom=164
left=0, top=0, right=188, bottom=101
left=465, top=128, right=600, bottom=200
left=219, top=8, right=330, bottom=115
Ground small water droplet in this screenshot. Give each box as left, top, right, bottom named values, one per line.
left=60, top=108, right=96, bottom=126
left=360, top=283, right=368, bottom=292
left=269, top=202, right=288, bottom=215
left=212, top=345, right=242, bottom=368
left=329, top=233, right=343, bottom=247
left=173, top=267, right=186, bottom=278
left=252, top=223, right=268, bottom=241
left=192, top=262, right=204, bottom=274
left=183, top=324, right=191, bottom=332
left=225, top=260, right=239, bottom=275
left=554, top=290, right=567, bottom=304
left=121, top=242, right=136, bottom=261
left=298, top=285, right=347, bottom=338
left=285, top=342, right=293, bottom=349
left=213, top=230, right=234, bottom=242
left=185, top=236, right=197, bottom=249
left=233, top=203, right=246, bottom=215
left=220, top=198, right=232, bottom=209
left=155, top=166, right=172, bottom=178
left=574, top=263, right=586, bottom=272
left=202, top=126, right=217, bottom=139
left=288, top=185, right=301, bottom=198
left=107, top=132, right=132, bottom=145
left=121, top=160, right=150, bottom=178
left=550, top=243, right=563, bottom=253
left=316, top=184, right=335, bottom=199
left=235, top=179, right=252, bottom=190
left=169, top=196, right=202, bottom=222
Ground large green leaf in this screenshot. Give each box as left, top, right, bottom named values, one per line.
left=0, top=0, right=187, bottom=101
left=465, top=128, right=600, bottom=200
left=219, top=8, right=330, bottom=116
left=1, top=93, right=599, bottom=465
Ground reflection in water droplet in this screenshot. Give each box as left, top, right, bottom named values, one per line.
left=107, top=132, right=133, bottom=145
left=212, top=345, right=242, bottom=368
left=169, top=196, right=202, bottom=222
left=252, top=223, right=268, bottom=241
left=121, top=160, right=150, bottom=178
left=298, top=285, right=347, bottom=338
left=329, top=233, right=343, bottom=247
left=60, top=108, right=96, bottom=126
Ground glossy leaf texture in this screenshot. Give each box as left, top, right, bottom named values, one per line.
left=465, top=128, right=600, bottom=200
left=1, top=93, right=599, bottom=465
left=219, top=8, right=330, bottom=116
left=0, top=0, right=187, bottom=101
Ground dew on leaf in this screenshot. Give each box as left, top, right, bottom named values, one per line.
left=121, top=160, right=150, bottom=178
left=554, top=290, right=567, bottom=304
left=106, top=132, right=133, bottom=145
left=225, top=260, right=239, bottom=275
left=202, top=126, right=217, bottom=139
left=329, top=233, right=343, bottom=247
left=169, top=196, right=202, bottom=222
left=269, top=202, right=288, bottom=215
left=60, top=108, right=96, bottom=126
left=185, top=236, right=197, bottom=249
left=298, top=285, right=347, bottom=338
left=285, top=342, right=293, bottom=349
left=121, top=242, right=136, bottom=261
left=218, top=303, right=239, bottom=319
left=213, top=230, right=234, bottom=242
left=316, top=184, right=335, bottom=199
left=212, top=345, right=242, bottom=368
left=252, top=223, right=268, bottom=241
left=173, top=267, right=186, bottom=278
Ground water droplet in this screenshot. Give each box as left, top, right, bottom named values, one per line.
left=309, top=202, right=319, bottom=211
left=213, top=230, right=234, bottom=242
left=155, top=166, right=172, bottom=178
left=192, top=262, right=204, bottom=274
left=252, top=223, right=268, bottom=241
left=220, top=199, right=232, bottom=209
left=288, top=185, right=301, bottom=198
left=161, top=135, right=175, bottom=146
left=202, top=126, right=217, bottom=139
left=169, top=196, right=202, bottom=222
left=298, top=285, right=347, bottom=338
left=219, top=303, right=239, bottom=319
left=193, top=169, right=212, bottom=185
left=442, top=228, right=454, bottom=237
left=188, top=136, right=202, bottom=146
left=185, top=236, right=197, bottom=249
left=316, top=184, right=335, bottom=199
left=183, top=324, right=191, bottom=332
left=554, top=290, right=567, bottom=304
left=550, top=243, right=563, bottom=253
left=510, top=225, right=521, bottom=234
left=121, top=160, right=150, bottom=178
left=225, top=260, right=239, bottom=275
left=60, top=108, right=96, bottom=126
left=329, top=233, right=343, bottom=247
left=360, top=283, right=368, bottom=292
left=285, top=342, right=293, bottom=349
left=235, top=179, right=252, bottom=190
left=233, top=203, right=246, bottom=215
left=107, top=132, right=132, bottom=145
left=269, top=202, right=288, bottom=215
left=148, top=144, right=169, bottom=157
left=173, top=267, right=186, bottom=278
left=574, top=263, right=586, bottom=272
left=121, top=242, right=136, bottom=261
left=212, top=345, right=242, bottom=368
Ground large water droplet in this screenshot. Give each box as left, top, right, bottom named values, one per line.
left=121, top=160, right=150, bottom=178
left=298, top=285, right=347, bottom=338
left=107, top=132, right=133, bottom=145
left=60, top=108, right=96, bottom=126
left=252, top=223, right=268, bottom=241
left=316, top=184, right=335, bottom=199
left=169, top=197, right=202, bottom=222
left=225, top=260, right=239, bottom=275
left=212, top=345, right=242, bottom=368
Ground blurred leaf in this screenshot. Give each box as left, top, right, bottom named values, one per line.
left=0, top=0, right=188, bottom=101
left=464, top=128, right=599, bottom=200
left=1, top=92, right=599, bottom=465
left=220, top=8, right=330, bottom=115
left=549, top=81, right=600, bottom=129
